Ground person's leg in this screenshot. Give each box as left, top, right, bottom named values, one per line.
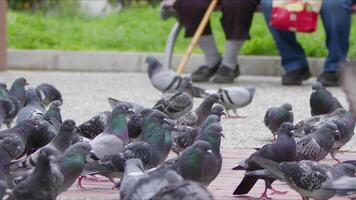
left=260, top=0, right=311, bottom=85
left=317, top=0, right=352, bottom=86
left=211, top=0, right=258, bottom=83
left=174, top=0, right=221, bottom=82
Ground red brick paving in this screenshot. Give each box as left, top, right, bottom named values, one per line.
left=59, top=148, right=355, bottom=200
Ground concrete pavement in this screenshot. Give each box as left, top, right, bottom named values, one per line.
left=0, top=70, right=353, bottom=150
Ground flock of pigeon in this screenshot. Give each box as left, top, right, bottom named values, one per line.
left=0, top=57, right=355, bottom=200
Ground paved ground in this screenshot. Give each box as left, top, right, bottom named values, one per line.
left=0, top=70, right=352, bottom=150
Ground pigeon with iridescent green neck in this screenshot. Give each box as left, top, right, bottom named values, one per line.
left=310, top=82, right=343, bottom=116
left=90, top=103, right=133, bottom=160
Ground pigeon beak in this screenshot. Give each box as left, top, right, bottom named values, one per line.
left=128, top=108, right=135, bottom=114
left=48, top=155, right=56, bottom=161
left=335, top=130, right=341, bottom=138
left=220, top=133, right=225, bottom=138
left=87, top=151, right=99, bottom=162
left=207, top=149, right=213, bottom=154
left=221, top=111, right=227, bottom=117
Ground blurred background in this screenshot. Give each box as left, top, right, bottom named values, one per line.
left=6, top=0, right=356, bottom=58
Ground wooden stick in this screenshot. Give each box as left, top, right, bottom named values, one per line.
left=176, top=0, right=218, bottom=75
left=0, top=0, right=7, bottom=71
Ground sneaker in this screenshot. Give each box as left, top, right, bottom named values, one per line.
left=211, top=65, right=240, bottom=84
left=317, top=71, right=340, bottom=87
left=191, top=61, right=221, bottom=82
left=282, top=68, right=311, bottom=86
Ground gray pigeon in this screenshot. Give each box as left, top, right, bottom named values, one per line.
left=264, top=103, right=294, bottom=140
left=120, top=159, right=147, bottom=200
left=78, top=111, right=111, bottom=139
left=176, top=93, right=220, bottom=127
left=152, top=180, right=215, bottom=200
left=16, top=87, right=46, bottom=123
left=217, top=86, right=255, bottom=118
left=310, top=82, right=343, bottom=116
left=153, top=77, right=194, bottom=119
left=296, top=122, right=340, bottom=161
left=56, top=142, right=92, bottom=193
left=10, top=148, right=64, bottom=200
left=233, top=122, right=296, bottom=199
left=12, top=119, right=77, bottom=169
left=0, top=119, right=41, bottom=159
left=341, top=60, right=356, bottom=119
left=43, top=100, right=62, bottom=125
left=157, top=140, right=218, bottom=186
left=9, top=77, right=28, bottom=108
left=90, top=103, right=133, bottom=159
left=251, top=156, right=356, bottom=200
left=137, top=110, right=174, bottom=168
left=36, top=83, right=63, bottom=107
left=145, top=56, right=208, bottom=98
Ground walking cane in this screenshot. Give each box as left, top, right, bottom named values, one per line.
left=176, top=0, right=218, bottom=75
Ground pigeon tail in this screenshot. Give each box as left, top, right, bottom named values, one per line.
left=233, top=175, right=258, bottom=195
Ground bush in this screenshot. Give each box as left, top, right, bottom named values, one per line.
left=8, top=0, right=61, bottom=12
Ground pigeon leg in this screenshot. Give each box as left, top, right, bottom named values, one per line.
left=259, top=187, right=272, bottom=200
left=226, top=110, right=245, bottom=119
left=330, top=151, right=341, bottom=163
left=77, top=176, right=86, bottom=190
left=269, top=187, right=288, bottom=195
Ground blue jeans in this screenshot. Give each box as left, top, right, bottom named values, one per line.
left=261, top=0, right=352, bottom=73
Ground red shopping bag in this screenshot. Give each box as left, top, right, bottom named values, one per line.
left=271, top=0, right=322, bottom=33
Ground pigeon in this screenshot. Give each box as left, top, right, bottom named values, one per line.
left=264, top=103, right=294, bottom=140
left=176, top=93, right=220, bottom=127
left=153, top=77, right=194, bottom=119
left=250, top=156, right=356, bottom=200
left=56, top=142, right=92, bottom=193
left=120, top=158, right=147, bottom=200
left=127, top=108, right=154, bottom=140
left=151, top=180, right=215, bottom=200
left=217, top=86, right=255, bottom=118
left=310, top=82, right=343, bottom=116
left=90, top=103, right=133, bottom=160
left=16, top=87, right=46, bottom=123
left=232, top=122, right=296, bottom=199
left=158, top=140, right=218, bottom=186
left=107, top=97, right=145, bottom=114
left=323, top=166, right=356, bottom=197
left=296, top=122, right=340, bottom=162
left=36, top=83, right=63, bottom=107
left=8, top=77, right=28, bottom=108
left=0, top=119, right=41, bottom=159
left=9, top=148, right=64, bottom=200
left=12, top=119, right=77, bottom=169
left=43, top=100, right=62, bottom=125
left=145, top=56, right=208, bottom=98
left=0, top=137, right=22, bottom=184
left=78, top=111, right=111, bottom=139
left=137, top=110, right=174, bottom=168
left=293, top=108, right=349, bottom=137
left=341, top=60, right=356, bottom=119
left=0, top=84, right=24, bottom=128
left=124, top=168, right=184, bottom=200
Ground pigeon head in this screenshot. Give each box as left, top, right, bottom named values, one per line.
left=37, top=83, right=63, bottom=105
left=12, top=77, right=28, bottom=88
left=0, top=136, right=22, bottom=159
left=312, top=82, right=324, bottom=91
left=209, top=105, right=226, bottom=118
left=179, top=77, right=193, bottom=92
left=50, top=100, right=62, bottom=108
left=139, top=108, right=155, bottom=118
left=278, top=122, right=294, bottom=135
left=146, top=56, right=162, bottom=78
left=25, top=87, right=41, bottom=103
left=20, top=118, right=40, bottom=132
left=112, top=102, right=134, bottom=116
left=69, top=142, right=92, bottom=157
left=38, top=147, right=57, bottom=162
left=201, top=115, right=221, bottom=131
left=333, top=163, right=356, bottom=178
left=145, top=110, right=170, bottom=125
left=206, top=93, right=220, bottom=102
left=282, top=103, right=293, bottom=111
left=200, top=123, right=224, bottom=152
left=60, top=119, right=77, bottom=132
left=324, top=122, right=341, bottom=139
left=190, top=140, right=213, bottom=155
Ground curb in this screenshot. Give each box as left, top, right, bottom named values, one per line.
left=6, top=49, right=338, bottom=76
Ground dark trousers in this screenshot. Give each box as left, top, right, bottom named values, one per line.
left=174, top=0, right=258, bottom=40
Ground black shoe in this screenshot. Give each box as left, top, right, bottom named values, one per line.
left=211, top=65, right=240, bottom=84
left=282, top=68, right=312, bottom=86
left=317, top=71, right=340, bottom=87
left=191, top=61, right=221, bottom=82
